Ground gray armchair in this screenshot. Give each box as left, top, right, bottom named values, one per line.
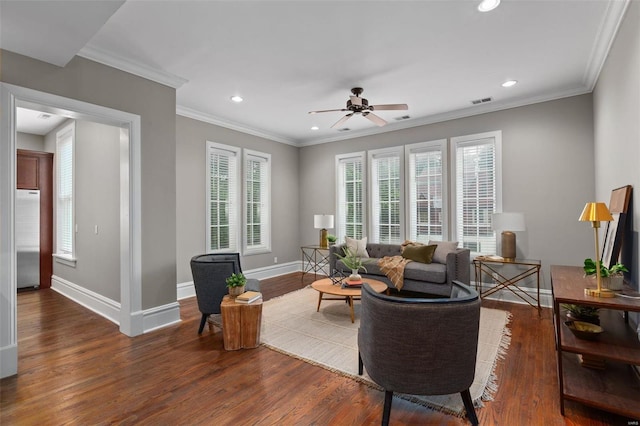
left=190, top=253, right=261, bottom=334
left=358, top=281, right=481, bottom=426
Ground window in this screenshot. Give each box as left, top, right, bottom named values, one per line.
left=407, top=140, right=447, bottom=243
left=244, top=150, right=271, bottom=254
left=336, top=153, right=365, bottom=242
left=206, top=142, right=240, bottom=253
left=369, top=147, right=403, bottom=244
left=55, top=122, right=75, bottom=264
left=451, top=131, right=502, bottom=256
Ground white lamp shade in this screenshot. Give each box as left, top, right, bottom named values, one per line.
left=492, top=212, right=525, bottom=231
left=314, top=214, right=334, bottom=229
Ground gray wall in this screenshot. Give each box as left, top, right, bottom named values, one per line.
left=176, top=115, right=300, bottom=284
left=17, top=132, right=45, bottom=151
left=2, top=50, right=177, bottom=310
left=51, top=121, right=122, bottom=301
left=298, top=94, right=596, bottom=291
left=593, top=0, right=640, bottom=291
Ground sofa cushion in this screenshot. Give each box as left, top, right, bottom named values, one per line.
left=404, top=261, right=447, bottom=283
left=429, top=240, right=459, bottom=264
left=402, top=244, right=437, bottom=264
left=346, top=236, right=369, bottom=258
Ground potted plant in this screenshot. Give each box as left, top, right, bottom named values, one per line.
left=327, top=234, right=337, bottom=246
left=336, top=247, right=370, bottom=282
left=561, top=303, right=600, bottom=325
left=225, top=272, right=247, bottom=297
left=583, top=258, right=628, bottom=290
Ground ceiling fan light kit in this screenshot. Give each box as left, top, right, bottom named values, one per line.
left=309, top=87, right=408, bottom=129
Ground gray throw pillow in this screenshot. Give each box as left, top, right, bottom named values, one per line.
left=428, top=240, right=459, bottom=264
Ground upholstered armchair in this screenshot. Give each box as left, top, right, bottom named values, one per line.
left=358, top=281, right=481, bottom=426
left=190, top=253, right=261, bottom=334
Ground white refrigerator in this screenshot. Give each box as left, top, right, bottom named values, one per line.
left=16, top=189, right=40, bottom=289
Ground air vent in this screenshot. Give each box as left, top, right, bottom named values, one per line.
left=471, top=97, right=493, bottom=105
left=37, top=113, right=52, bottom=120
left=394, top=115, right=411, bottom=121
left=337, top=128, right=351, bottom=132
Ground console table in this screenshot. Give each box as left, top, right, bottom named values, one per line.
left=473, top=256, right=541, bottom=313
left=301, top=245, right=330, bottom=280
left=551, top=265, right=640, bottom=419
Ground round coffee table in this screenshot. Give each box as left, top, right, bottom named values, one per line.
left=311, top=277, right=388, bottom=323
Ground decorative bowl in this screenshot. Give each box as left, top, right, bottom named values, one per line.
left=565, top=320, right=603, bottom=341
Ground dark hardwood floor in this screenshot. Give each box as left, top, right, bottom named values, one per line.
left=1, top=273, right=636, bottom=425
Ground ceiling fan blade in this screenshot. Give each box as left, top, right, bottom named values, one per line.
left=331, top=113, right=354, bottom=129
left=363, top=112, right=387, bottom=127
left=370, top=104, right=408, bottom=111
left=309, top=108, right=348, bottom=114
left=349, top=96, right=362, bottom=107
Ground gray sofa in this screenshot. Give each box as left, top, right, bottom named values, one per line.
left=329, top=242, right=470, bottom=296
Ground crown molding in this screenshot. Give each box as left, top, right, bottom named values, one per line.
left=297, top=86, right=592, bottom=147
left=176, top=105, right=297, bottom=146
left=583, top=0, right=630, bottom=91
left=78, top=45, right=188, bottom=89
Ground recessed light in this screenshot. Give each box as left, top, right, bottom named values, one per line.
left=311, top=126, right=319, bottom=131
left=478, top=0, right=500, bottom=12
left=502, top=80, right=517, bottom=88
left=230, top=95, right=243, bottom=103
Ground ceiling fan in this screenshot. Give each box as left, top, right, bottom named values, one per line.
left=309, top=87, right=408, bottom=129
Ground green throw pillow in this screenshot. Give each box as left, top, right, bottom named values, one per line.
left=401, top=244, right=437, bottom=264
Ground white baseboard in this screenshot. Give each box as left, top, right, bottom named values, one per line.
left=52, top=275, right=121, bottom=324
left=472, top=280, right=553, bottom=309
left=52, top=275, right=181, bottom=334
left=177, top=260, right=300, bottom=300
left=0, top=343, right=17, bottom=378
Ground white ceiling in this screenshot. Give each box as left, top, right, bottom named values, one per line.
left=1, top=0, right=629, bottom=146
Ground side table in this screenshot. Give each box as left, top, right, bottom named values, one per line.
left=473, top=256, right=541, bottom=314
left=220, top=295, right=262, bottom=350
left=301, top=245, right=330, bottom=280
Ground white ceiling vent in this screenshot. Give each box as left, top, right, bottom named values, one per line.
left=471, top=97, right=493, bottom=105
left=394, top=115, right=411, bottom=121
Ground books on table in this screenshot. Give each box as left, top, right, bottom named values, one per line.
left=235, top=291, right=262, bottom=304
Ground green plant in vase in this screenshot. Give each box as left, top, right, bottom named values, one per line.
left=326, top=234, right=338, bottom=245
left=336, top=247, right=370, bottom=282
left=225, top=272, right=247, bottom=297
left=561, top=303, right=600, bottom=325
left=583, top=258, right=628, bottom=291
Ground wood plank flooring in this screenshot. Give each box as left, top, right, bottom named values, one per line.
left=1, top=273, right=636, bottom=425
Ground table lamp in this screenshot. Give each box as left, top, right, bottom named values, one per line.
left=579, top=202, right=614, bottom=298
left=314, top=214, right=334, bottom=249
left=492, top=212, right=525, bottom=261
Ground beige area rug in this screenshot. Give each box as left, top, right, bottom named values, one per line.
left=259, top=286, right=511, bottom=417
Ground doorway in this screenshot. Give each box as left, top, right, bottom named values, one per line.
left=1, top=83, right=142, bottom=378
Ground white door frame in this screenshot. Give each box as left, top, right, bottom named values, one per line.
left=0, top=83, right=143, bottom=378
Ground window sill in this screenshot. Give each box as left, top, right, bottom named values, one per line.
left=243, top=247, right=271, bottom=256
left=53, top=254, right=77, bottom=267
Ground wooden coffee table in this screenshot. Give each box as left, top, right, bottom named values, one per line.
left=311, top=277, right=388, bottom=323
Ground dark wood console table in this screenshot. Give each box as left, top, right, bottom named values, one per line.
left=551, top=265, right=640, bottom=419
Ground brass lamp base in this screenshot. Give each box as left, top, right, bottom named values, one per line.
left=584, top=288, right=616, bottom=298
left=319, top=228, right=328, bottom=249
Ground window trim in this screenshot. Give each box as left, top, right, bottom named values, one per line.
left=243, top=149, right=271, bottom=255
left=205, top=141, right=241, bottom=253
left=54, top=122, right=76, bottom=266
left=368, top=146, right=405, bottom=244
left=405, top=139, right=448, bottom=243
left=335, top=152, right=366, bottom=243
left=450, top=130, right=502, bottom=256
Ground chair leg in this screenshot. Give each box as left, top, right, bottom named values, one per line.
left=358, top=352, right=363, bottom=375
left=198, top=314, right=208, bottom=334
left=382, top=390, right=393, bottom=426
left=460, top=389, right=478, bottom=426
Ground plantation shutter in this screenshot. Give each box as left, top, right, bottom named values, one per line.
left=56, top=125, right=74, bottom=255
left=245, top=151, right=270, bottom=252
left=208, top=145, right=238, bottom=252
left=371, top=151, right=402, bottom=244
left=337, top=155, right=365, bottom=242
left=409, top=146, right=444, bottom=243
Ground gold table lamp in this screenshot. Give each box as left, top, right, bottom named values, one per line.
left=579, top=202, right=614, bottom=298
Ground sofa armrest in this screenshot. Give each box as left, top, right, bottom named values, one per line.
left=329, top=244, right=346, bottom=275
left=446, top=248, right=471, bottom=285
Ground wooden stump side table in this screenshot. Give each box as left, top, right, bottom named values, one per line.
left=220, top=295, right=262, bottom=350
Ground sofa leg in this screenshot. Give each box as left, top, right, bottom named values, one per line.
left=358, top=352, right=363, bottom=375
left=382, top=390, right=393, bottom=426
left=460, top=389, right=478, bottom=426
